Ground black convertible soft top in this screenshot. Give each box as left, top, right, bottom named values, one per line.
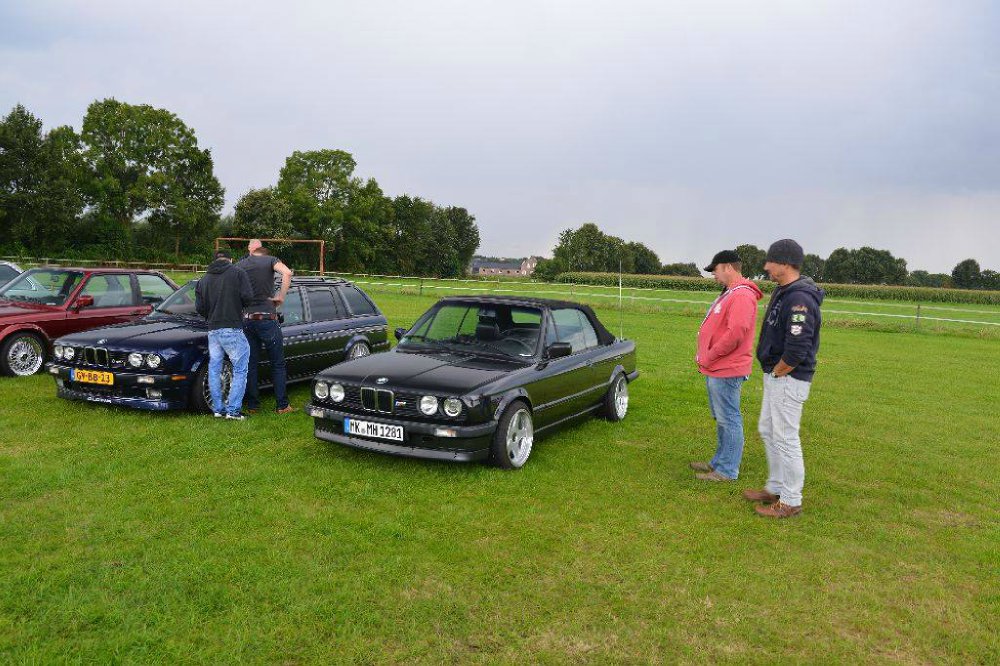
left=439, top=295, right=617, bottom=346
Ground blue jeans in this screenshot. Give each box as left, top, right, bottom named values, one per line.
left=208, top=328, right=250, bottom=416
left=243, top=318, right=288, bottom=410
left=705, top=375, right=748, bottom=479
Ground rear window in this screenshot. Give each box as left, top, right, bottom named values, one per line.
left=339, top=285, right=376, bottom=316
left=307, top=288, right=345, bottom=321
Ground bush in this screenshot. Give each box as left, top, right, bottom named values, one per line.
left=555, top=272, right=1000, bottom=305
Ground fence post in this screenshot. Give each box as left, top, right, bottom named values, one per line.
left=419, top=278, right=423, bottom=296
left=916, top=303, right=921, bottom=330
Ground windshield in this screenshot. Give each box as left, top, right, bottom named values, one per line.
left=0, top=268, right=84, bottom=305
left=152, top=281, right=200, bottom=317
left=400, top=303, right=543, bottom=358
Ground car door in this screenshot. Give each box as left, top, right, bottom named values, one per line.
left=526, top=308, right=600, bottom=428
left=65, top=273, right=146, bottom=335
left=336, top=284, right=388, bottom=351
left=277, top=287, right=312, bottom=381
left=301, top=286, right=351, bottom=375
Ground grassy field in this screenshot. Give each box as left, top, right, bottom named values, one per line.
left=1, top=290, right=998, bottom=663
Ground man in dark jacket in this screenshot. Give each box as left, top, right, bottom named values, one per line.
left=195, top=250, right=255, bottom=419
left=743, top=239, right=824, bottom=518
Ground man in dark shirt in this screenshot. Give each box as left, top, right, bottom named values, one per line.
left=236, top=240, right=294, bottom=413
left=195, top=250, right=255, bottom=419
left=744, top=239, right=824, bottom=518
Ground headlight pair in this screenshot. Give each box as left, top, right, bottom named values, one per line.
left=314, top=381, right=345, bottom=402
left=420, top=395, right=462, bottom=417
left=128, top=353, right=162, bottom=369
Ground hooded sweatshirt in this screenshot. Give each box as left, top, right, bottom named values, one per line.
left=756, top=277, right=824, bottom=382
left=195, top=259, right=254, bottom=330
left=696, top=277, right=764, bottom=378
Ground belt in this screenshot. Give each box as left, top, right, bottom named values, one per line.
left=244, top=313, right=278, bottom=321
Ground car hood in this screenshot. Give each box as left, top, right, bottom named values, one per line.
left=319, top=347, right=529, bottom=395
left=0, top=300, right=61, bottom=322
left=57, top=316, right=208, bottom=350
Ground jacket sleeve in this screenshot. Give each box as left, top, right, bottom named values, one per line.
left=238, top=269, right=254, bottom=306
left=705, top=290, right=756, bottom=363
left=195, top=280, right=208, bottom=318
left=781, top=294, right=818, bottom=367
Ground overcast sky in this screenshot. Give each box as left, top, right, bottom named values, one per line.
left=2, top=0, right=998, bottom=272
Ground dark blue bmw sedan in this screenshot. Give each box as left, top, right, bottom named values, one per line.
left=46, top=276, right=388, bottom=411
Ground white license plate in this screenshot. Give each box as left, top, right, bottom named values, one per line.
left=345, top=418, right=404, bottom=442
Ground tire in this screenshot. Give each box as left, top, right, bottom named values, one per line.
left=489, top=400, right=534, bottom=469
left=602, top=372, right=629, bottom=422
left=347, top=341, right=371, bottom=359
left=190, top=360, right=233, bottom=413
left=1, top=332, right=46, bottom=377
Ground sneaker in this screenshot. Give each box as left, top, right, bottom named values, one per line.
left=275, top=405, right=297, bottom=415
left=225, top=412, right=248, bottom=421
left=754, top=501, right=802, bottom=519
left=212, top=412, right=224, bottom=418
left=689, top=461, right=713, bottom=472
left=742, top=488, right=780, bottom=503
left=695, top=470, right=734, bottom=482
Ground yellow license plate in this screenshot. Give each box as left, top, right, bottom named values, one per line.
left=74, top=369, right=114, bottom=385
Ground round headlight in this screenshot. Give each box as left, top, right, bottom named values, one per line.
left=145, top=354, right=162, bottom=369
left=443, top=397, right=462, bottom=417
left=64, top=347, right=76, bottom=360
left=128, top=352, right=143, bottom=368
left=314, top=381, right=329, bottom=400
left=329, top=383, right=345, bottom=402
left=419, top=395, right=439, bottom=415
left=54, top=345, right=64, bottom=359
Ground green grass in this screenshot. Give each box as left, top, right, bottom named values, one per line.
left=2, top=292, right=997, bottom=663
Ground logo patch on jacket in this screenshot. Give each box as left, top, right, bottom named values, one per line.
left=791, top=313, right=806, bottom=322
left=790, top=325, right=803, bottom=335
left=791, top=304, right=808, bottom=312
left=714, top=304, right=722, bottom=314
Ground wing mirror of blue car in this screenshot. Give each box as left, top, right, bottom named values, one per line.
left=545, top=342, right=573, bottom=359
left=394, top=327, right=408, bottom=341
left=73, top=294, right=94, bottom=311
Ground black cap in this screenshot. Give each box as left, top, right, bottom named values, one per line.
left=214, top=249, right=232, bottom=259
left=765, top=239, right=804, bottom=266
left=703, top=250, right=742, bottom=272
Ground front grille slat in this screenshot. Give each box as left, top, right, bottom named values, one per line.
left=83, top=347, right=110, bottom=367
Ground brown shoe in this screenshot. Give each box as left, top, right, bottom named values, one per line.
left=754, top=501, right=802, bottom=519
left=276, top=405, right=297, bottom=414
left=245, top=408, right=259, bottom=415
left=695, top=470, right=734, bottom=482
left=742, top=488, right=780, bottom=503
left=689, top=461, right=713, bottom=472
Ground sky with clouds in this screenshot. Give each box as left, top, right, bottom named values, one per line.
left=2, top=0, right=998, bottom=272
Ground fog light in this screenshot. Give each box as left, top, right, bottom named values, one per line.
left=309, top=407, right=325, bottom=418
left=138, top=376, right=155, bottom=384
left=49, top=366, right=59, bottom=375
left=434, top=427, right=457, bottom=438
left=146, top=388, right=162, bottom=399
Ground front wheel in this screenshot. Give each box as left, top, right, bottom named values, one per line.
left=490, top=401, right=534, bottom=469
left=190, top=360, right=233, bottom=413
left=347, top=341, right=371, bottom=359
left=602, top=373, right=629, bottom=421
left=1, top=332, right=46, bottom=377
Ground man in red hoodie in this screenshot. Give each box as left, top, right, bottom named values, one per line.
left=691, top=250, right=764, bottom=481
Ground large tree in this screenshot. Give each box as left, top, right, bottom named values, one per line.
left=231, top=187, right=295, bottom=240
left=0, top=105, right=84, bottom=252
left=627, top=241, right=660, bottom=275
left=801, top=253, right=826, bottom=282
left=951, top=258, right=981, bottom=289
left=80, top=98, right=224, bottom=250
left=735, top=244, right=766, bottom=279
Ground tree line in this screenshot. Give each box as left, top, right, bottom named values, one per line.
left=0, top=101, right=480, bottom=276
left=535, top=223, right=997, bottom=290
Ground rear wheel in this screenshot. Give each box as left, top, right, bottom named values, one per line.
left=490, top=401, right=534, bottom=469
left=190, top=360, right=233, bottom=413
left=1, top=332, right=46, bottom=377
left=602, top=372, right=629, bottom=421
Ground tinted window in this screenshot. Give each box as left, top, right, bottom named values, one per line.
left=80, top=274, right=135, bottom=308
left=281, top=288, right=305, bottom=324
left=551, top=308, right=598, bottom=353
left=307, top=288, right=344, bottom=321
left=0, top=265, right=18, bottom=284
left=155, top=281, right=197, bottom=316
left=137, top=274, right=174, bottom=305
left=339, top=285, right=376, bottom=315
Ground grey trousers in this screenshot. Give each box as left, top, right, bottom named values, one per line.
left=759, top=373, right=812, bottom=507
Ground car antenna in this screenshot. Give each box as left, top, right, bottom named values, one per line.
left=619, top=257, right=624, bottom=340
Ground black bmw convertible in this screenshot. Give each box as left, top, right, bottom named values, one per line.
left=306, top=296, right=638, bottom=468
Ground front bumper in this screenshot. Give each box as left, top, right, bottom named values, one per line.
left=47, top=363, right=192, bottom=411
left=307, top=402, right=496, bottom=462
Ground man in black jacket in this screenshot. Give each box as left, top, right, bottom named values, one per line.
left=743, top=239, right=824, bottom=518
left=195, top=250, right=255, bottom=419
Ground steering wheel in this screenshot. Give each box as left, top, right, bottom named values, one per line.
left=498, top=336, right=536, bottom=355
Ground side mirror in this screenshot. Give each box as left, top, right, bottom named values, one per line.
left=278, top=313, right=285, bottom=324
left=545, top=342, right=572, bottom=359
left=394, top=327, right=408, bottom=341
left=74, top=295, right=94, bottom=310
